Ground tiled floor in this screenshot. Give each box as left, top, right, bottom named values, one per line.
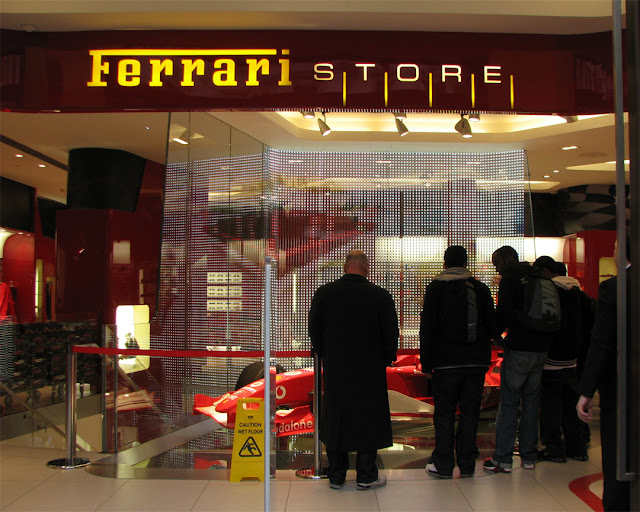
left=0, top=444, right=604, bottom=512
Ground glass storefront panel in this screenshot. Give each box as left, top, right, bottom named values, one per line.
left=153, top=113, right=526, bottom=480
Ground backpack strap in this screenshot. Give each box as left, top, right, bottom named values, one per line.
left=466, top=278, right=478, bottom=343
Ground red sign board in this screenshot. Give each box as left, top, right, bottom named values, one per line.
left=0, top=29, right=615, bottom=114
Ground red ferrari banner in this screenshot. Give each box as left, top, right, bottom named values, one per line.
left=1, top=29, right=615, bottom=114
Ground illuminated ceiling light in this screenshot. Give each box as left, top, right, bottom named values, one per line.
left=15, top=154, right=24, bottom=158
left=172, top=137, right=189, bottom=145
left=301, top=110, right=315, bottom=119
left=560, top=115, right=579, bottom=123
left=553, top=169, right=560, bottom=173
left=317, top=112, right=331, bottom=136
left=393, top=111, right=407, bottom=120
left=454, top=114, right=472, bottom=138
left=606, top=159, right=631, bottom=164
left=469, top=113, right=481, bottom=122
left=561, top=145, right=578, bottom=150
left=395, top=118, right=409, bottom=137
left=38, top=164, right=46, bottom=168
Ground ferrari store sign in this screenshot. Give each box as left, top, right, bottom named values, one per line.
left=1, top=29, right=615, bottom=114
left=229, top=397, right=265, bottom=482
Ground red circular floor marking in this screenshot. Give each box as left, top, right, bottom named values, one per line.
left=569, top=473, right=604, bottom=512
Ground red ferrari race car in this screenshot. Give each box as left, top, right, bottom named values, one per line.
left=194, top=352, right=502, bottom=437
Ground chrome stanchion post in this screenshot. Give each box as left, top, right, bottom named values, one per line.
left=295, top=351, right=326, bottom=479
left=263, top=256, right=273, bottom=504
left=48, top=343, right=91, bottom=469
left=312, top=351, right=322, bottom=475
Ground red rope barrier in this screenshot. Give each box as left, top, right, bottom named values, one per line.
left=73, top=346, right=420, bottom=358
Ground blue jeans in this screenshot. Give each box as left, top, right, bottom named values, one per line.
left=492, top=349, right=547, bottom=465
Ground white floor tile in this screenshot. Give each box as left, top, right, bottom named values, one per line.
left=286, top=479, right=379, bottom=511
left=455, top=470, right=567, bottom=511
left=2, top=478, right=124, bottom=511
left=97, top=480, right=208, bottom=512
left=376, top=480, right=472, bottom=511
left=0, top=456, right=62, bottom=481
left=191, top=480, right=290, bottom=511
left=0, top=479, right=43, bottom=508
left=0, top=446, right=66, bottom=460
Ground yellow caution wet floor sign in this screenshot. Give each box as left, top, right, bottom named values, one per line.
left=229, top=397, right=265, bottom=482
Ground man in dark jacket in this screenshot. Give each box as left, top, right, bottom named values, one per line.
left=577, top=239, right=631, bottom=511
left=533, top=256, right=594, bottom=463
left=309, top=250, right=399, bottom=490
left=484, top=246, right=556, bottom=473
left=420, top=245, right=496, bottom=478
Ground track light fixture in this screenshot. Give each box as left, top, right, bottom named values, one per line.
left=560, top=115, right=579, bottom=123
left=455, top=114, right=472, bottom=138
left=395, top=118, right=409, bottom=136
left=469, top=113, right=481, bottom=122
left=318, top=112, right=331, bottom=136
left=301, top=110, right=315, bottom=119
left=393, top=111, right=407, bottom=120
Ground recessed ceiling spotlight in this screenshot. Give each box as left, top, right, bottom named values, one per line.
left=38, top=164, right=46, bottom=168
left=455, top=114, right=472, bottom=138
left=317, top=112, right=331, bottom=136
left=553, top=169, right=560, bottom=173
left=561, top=145, right=579, bottom=150
left=395, top=118, right=409, bottom=137
left=15, top=154, right=24, bottom=158
left=145, top=126, right=150, bottom=130
left=543, top=175, right=551, bottom=178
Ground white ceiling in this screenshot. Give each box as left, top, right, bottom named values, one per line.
left=0, top=0, right=629, bottom=205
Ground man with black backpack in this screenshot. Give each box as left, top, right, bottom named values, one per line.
left=483, top=246, right=561, bottom=474
left=420, top=245, right=496, bottom=478
left=533, top=256, right=594, bottom=464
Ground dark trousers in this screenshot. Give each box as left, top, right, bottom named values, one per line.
left=326, top=449, right=377, bottom=484
left=540, top=368, right=586, bottom=457
left=600, top=408, right=631, bottom=512
left=431, top=368, right=486, bottom=475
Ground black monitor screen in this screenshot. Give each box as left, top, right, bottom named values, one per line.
left=0, top=177, right=35, bottom=232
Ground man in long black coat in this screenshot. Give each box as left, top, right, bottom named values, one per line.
left=577, top=238, right=632, bottom=511
left=309, top=250, right=399, bottom=490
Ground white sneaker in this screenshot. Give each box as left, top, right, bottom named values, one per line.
left=426, top=463, right=452, bottom=479
left=357, top=475, right=387, bottom=490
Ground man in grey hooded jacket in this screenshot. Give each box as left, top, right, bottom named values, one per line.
left=420, top=245, right=496, bottom=478
left=533, top=256, right=594, bottom=463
